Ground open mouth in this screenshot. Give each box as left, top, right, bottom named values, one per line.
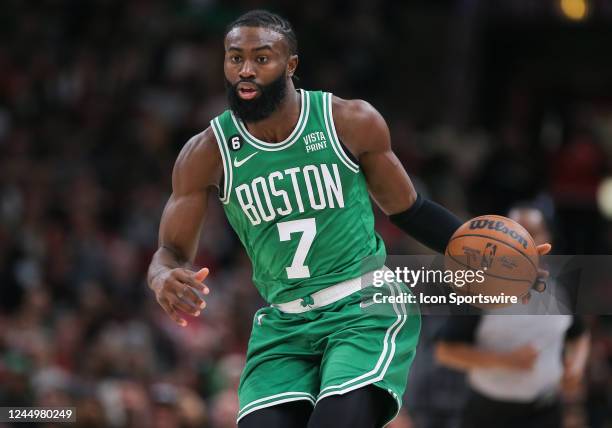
left=237, top=83, right=259, bottom=100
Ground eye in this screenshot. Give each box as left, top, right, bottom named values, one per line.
left=230, top=55, right=242, bottom=64
left=256, top=56, right=269, bottom=64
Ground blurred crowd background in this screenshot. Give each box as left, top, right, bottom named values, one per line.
left=1, top=0, right=611, bottom=427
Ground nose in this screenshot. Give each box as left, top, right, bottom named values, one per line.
left=238, top=60, right=255, bottom=79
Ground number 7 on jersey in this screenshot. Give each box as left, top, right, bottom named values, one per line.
left=277, top=218, right=316, bottom=279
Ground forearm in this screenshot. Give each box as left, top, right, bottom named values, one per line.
left=389, top=194, right=463, bottom=253
left=435, top=342, right=510, bottom=371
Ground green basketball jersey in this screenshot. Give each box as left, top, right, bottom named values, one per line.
left=210, top=89, right=385, bottom=304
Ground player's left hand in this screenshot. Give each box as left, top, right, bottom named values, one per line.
left=521, top=243, right=551, bottom=304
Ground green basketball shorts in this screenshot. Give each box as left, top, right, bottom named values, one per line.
left=236, top=279, right=421, bottom=426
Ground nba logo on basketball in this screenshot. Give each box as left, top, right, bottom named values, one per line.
left=481, top=243, right=497, bottom=269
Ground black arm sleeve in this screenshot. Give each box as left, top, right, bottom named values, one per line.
left=389, top=194, right=463, bottom=254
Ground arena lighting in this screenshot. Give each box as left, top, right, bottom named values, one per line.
left=596, top=177, right=612, bottom=219
left=560, top=0, right=589, bottom=21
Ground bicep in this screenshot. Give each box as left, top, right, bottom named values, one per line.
left=333, top=97, right=416, bottom=215
left=157, top=129, right=221, bottom=263
left=360, top=148, right=416, bottom=215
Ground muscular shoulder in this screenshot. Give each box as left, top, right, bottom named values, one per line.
left=331, top=96, right=391, bottom=157
left=172, top=127, right=223, bottom=196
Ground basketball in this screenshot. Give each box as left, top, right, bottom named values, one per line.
left=444, top=215, right=539, bottom=307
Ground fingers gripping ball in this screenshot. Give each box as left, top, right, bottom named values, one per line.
left=444, top=215, right=539, bottom=308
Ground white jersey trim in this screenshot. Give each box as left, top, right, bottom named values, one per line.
left=230, top=89, right=310, bottom=151
left=210, top=118, right=232, bottom=204
left=236, top=392, right=315, bottom=423
left=323, top=92, right=360, bottom=173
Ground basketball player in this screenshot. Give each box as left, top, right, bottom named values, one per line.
left=146, top=10, right=550, bottom=428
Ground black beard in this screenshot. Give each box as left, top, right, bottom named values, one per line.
left=225, top=73, right=288, bottom=123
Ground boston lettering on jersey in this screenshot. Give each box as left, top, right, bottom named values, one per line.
left=235, top=163, right=344, bottom=226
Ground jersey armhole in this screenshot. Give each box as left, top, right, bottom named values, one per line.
left=323, top=92, right=360, bottom=173
left=216, top=173, right=224, bottom=200
left=210, top=118, right=233, bottom=204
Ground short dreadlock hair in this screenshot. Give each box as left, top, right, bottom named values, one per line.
left=225, top=10, right=298, bottom=56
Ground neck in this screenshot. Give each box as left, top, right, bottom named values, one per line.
left=243, top=83, right=301, bottom=143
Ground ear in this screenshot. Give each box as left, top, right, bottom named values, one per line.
left=287, top=55, right=299, bottom=77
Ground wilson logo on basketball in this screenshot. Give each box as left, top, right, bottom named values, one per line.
left=469, top=220, right=529, bottom=249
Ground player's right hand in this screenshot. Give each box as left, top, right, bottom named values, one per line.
left=501, top=344, right=538, bottom=370
left=152, top=267, right=210, bottom=327
left=521, top=243, right=552, bottom=304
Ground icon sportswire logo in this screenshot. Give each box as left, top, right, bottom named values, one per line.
left=234, top=151, right=259, bottom=168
